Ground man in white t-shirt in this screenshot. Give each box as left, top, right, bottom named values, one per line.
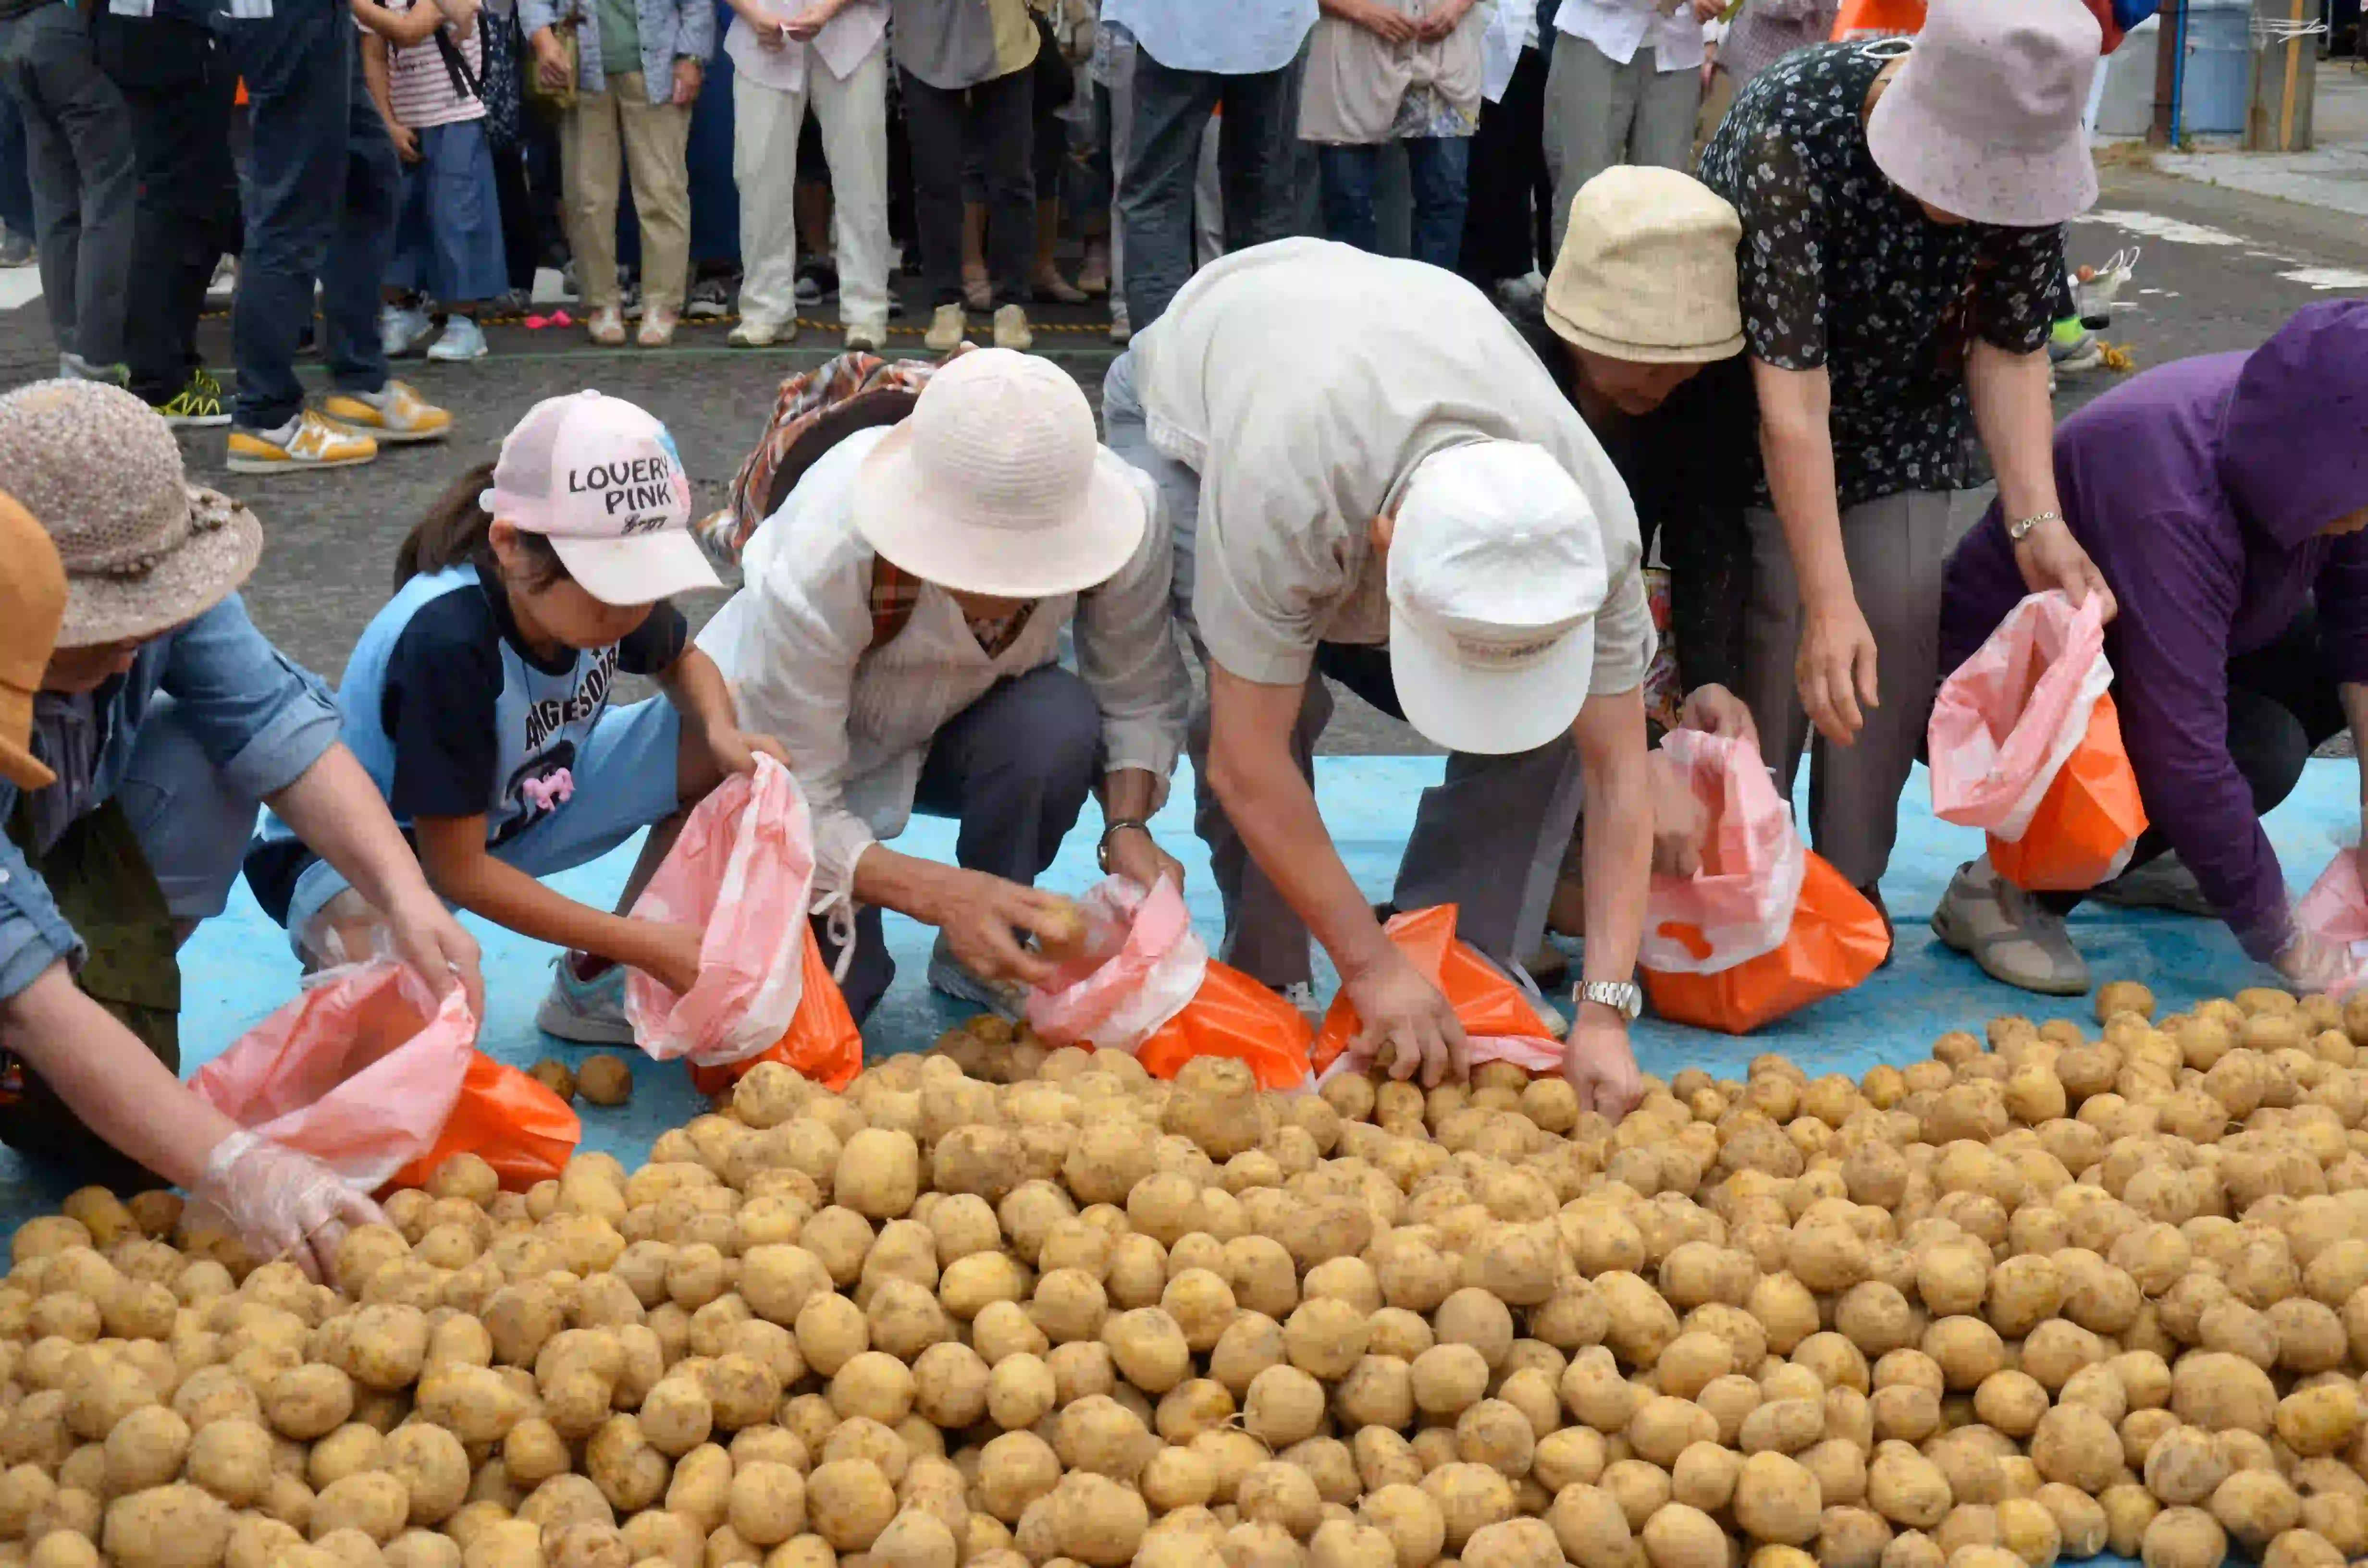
left=1544, top=0, right=1722, bottom=256
left=1102, top=237, right=1656, bottom=1119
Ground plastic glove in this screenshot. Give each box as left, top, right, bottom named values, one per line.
left=191, top=1131, right=388, bottom=1284
left=2276, top=930, right=2363, bottom=999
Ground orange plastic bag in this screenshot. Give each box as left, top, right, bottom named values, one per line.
left=1135, top=963, right=1316, bottom=1092
left=190, top=962, right=475, bottom=1191
left=1310, top=906, right=1566, bottom=1080
left=1832, top=0, right=1923, bottom=37
left=1643, top=854, right=1891, bottom=1034
left=386, top=1054, right=581, bottom=1193
left=1930, top=591, right=2149, bottom=893
left=689, top=930, right=867, bottom=1096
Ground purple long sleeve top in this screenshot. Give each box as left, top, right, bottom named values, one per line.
left=1939, top=301, right=2368, bottom=963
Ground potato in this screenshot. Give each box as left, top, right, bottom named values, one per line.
left=577, top=1054, right=633, bottom=1106
left=1640, top=1504, right=1727, bottom=1568
left=1462, top=1517, right=1564, bottom=1568
left=1366, top=1482, right=1450, bottom=1568
left=101, top=1483, right=234, bottom=1568
left=809, top=1459, right=898, bottom=1552
left=2140, top=1507, right=2227, bottom=1568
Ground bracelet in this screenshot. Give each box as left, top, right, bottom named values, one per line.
left=2007, top=510, right=2062, bottom=542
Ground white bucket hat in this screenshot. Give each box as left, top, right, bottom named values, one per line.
left=852, top=349, right=1146, bottom=600
left=1865, top=0, right=2101, bottom=229
left=1387, top=441, right=1609, bottom=757
left=481, top=390, right=720, bottom=606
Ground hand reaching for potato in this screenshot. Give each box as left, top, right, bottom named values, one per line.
left=190, top=1131, right=388, bottom=1284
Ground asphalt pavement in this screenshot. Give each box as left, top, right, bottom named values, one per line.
left=1, top=161, right=2364, bottom=756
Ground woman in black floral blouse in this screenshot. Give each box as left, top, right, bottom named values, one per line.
left=1697, top=0, right=2114, bottom=939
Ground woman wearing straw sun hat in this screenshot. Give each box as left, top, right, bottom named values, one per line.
left=0, top=379, right=483, bottom=1282
left=1699, top=0, right=2116, bottom=945
left=698, top=347, right=1193, bottom=1023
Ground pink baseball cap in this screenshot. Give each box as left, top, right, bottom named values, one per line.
left=479, top=390, right=720, bottom=606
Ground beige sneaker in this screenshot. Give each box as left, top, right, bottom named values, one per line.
left=320, top=380, right=450, bottom=444
left=586, top=306, right=627, bottom=346
left=728, top=317, right=792, bottom=348
left=994, top=304, right=1032, bottom=351
left=225, top=409, right=378, bottom=475
left=638, top=306, right=679, bottom=348
left=1931, top=857, right=2091, bottom=996
left=925, top=303, right=967, bottom=354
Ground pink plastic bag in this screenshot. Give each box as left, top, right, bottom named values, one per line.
left=628, top=754, right=820, bottom=1068
left=1640, top=731, right=1806, bottom=975
left=2293, top=855, right=2368, bottom=998
left=190, top=961, right=476, bottom=1191
left=1027, top=876, right=1208, bottom=1053
left=1930, top=591, right=2147, bottom=889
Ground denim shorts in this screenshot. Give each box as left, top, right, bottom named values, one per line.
left=282, top=697, right=683, bottom=951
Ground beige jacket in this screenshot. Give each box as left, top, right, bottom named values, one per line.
left=1298, top=0, right=1492, bottom=145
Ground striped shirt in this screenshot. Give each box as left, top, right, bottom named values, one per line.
left=384, top=0, right=488, bottom=129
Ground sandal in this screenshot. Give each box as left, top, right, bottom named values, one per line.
left=1931, top=858, right=2092, bottom=996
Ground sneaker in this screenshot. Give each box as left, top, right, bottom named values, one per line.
left=1109, top=302, right=1132, bottom=346
left=925, top=303, right=967, bottom=354
left=637, top=306, right=678, bottom=348
left=191, top=365, right=224, bottom=397
left=381, top=303, right=433, bottom=358
left=153, top=373, right=231, bottom=428
left=621, top=279, right=643, bottom=321
left=59, top=353, right=128, bottom=385
left=843, top=319, right=886, bottom=352
left=487, top=287, right=532, bottom=318
left=794, top=274, right=824, bottom=307
left=586, top=306, right=627, bottom=346
left=534, top=956, right=638, bottom=1046
left=927, top=933, right=1028, bottom=1021
left=321, top=380, right=452, bottom=444
left=2088, top=853, right=2213, bottom=918
left=0, top=230, right=31, bottom=268
left=1931, top=857, right=2091, bottom=996
left=1077, top=245, right=1110, bottom=297
left=208, top=255, right=236, bottom=296
left=2049, top=319, right=2103, bottom=372
left=728, top=317, right=792, bottom=348
left=686, top=277, right=733, bottom=318
left=225, top=409, right=378, bottom=475
left=425, top=316, right=489, bottom=362
left=993, top=304, right=1032, bottom=351
left=1274, top=981, right=1325, bottom=1031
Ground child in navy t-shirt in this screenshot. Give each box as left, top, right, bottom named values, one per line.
left=247, top=391, right=789, bottom=1040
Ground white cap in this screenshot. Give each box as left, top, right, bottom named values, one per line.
left=480, top=390, right=721, bottom=606
left=1386, top=441, right=1607, bottom=756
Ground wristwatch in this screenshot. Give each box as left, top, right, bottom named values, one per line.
left=1097, top=818, right=1151, bottom=874
left=1577, top=980, right=1644, bottom=1023
left=2007, top=509, right=2062, bottom=542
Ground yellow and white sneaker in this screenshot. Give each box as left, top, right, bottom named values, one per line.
left=321, top=380, right=452, bottom=445
left=225, top=409, right=378, bottom=475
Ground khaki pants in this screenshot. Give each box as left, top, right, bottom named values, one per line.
left=561, top=71, right=691, bottom=315
left=733, top=47, right=891, bottom=333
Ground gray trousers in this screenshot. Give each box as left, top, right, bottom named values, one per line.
left=1740, top=491, right=1973, bottom=893
left=1101, top=351, right=1582, bottom=988
left=1542, top=34, right=1702, bottom=257
left=0, top=3, right=134, bottom=371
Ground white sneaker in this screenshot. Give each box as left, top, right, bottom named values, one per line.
left=728, top=318, right=791, bottom=348
left=535, top=956, right=638, bottom=1045
left=925, top=303, right=967, bottom=354
left=1109, top=303, right=1132, bottom=346
left=381, top=304, right=432, bottom=358
left=425, top=316, right=489, bottom=362
left=843, top=319, right=887, bottom=352
left=1274, top=981, right=1324, bottom=1030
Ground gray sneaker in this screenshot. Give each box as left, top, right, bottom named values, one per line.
left=534, top=956, right=639, bottom=1045
left=1931, top=857, right=2091, bottom=996
left=2088, top=853, right=2212, bottom=917
left=0, top=230, right=32, bottom=268
left=927, top=933, right=1028, bottom=1021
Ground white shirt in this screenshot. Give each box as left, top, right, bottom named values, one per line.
left=1098, top=0, right=1318, bottom=75
left=699, top=429, right=1192, bottom=907
left=1484, top=0, right=1540, bottom=101
left=1133, top=238, right=1655, bottom=697
left=726, top=0, right=888, bottom=93
left=1555, top=0, right=1706, bottom=72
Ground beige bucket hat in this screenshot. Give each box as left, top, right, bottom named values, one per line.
left=1545, top=167, right=1745, bottom=366
left=0, top=380, right=263, bottom=648
left=852, top=349, right=1146, bottom=600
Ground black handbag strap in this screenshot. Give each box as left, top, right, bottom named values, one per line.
left=431, top=10, right=484, bottom=100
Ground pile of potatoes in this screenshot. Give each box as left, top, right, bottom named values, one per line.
left=6, top=980, right=2368, bottom=1568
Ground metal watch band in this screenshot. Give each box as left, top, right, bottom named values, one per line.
left=1578, top=980, right=1643, bottom=1023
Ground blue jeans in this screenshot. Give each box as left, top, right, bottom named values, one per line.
left=0, top=78, right=30, bottom=238
left=1316, top=136, right=1471, bottom=272
left=391, top=120, right=508, bottom=305
left=218, top=0, right=400, bottom=430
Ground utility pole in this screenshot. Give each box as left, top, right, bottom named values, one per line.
left=2151, top=0, right=2184, bottom=145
